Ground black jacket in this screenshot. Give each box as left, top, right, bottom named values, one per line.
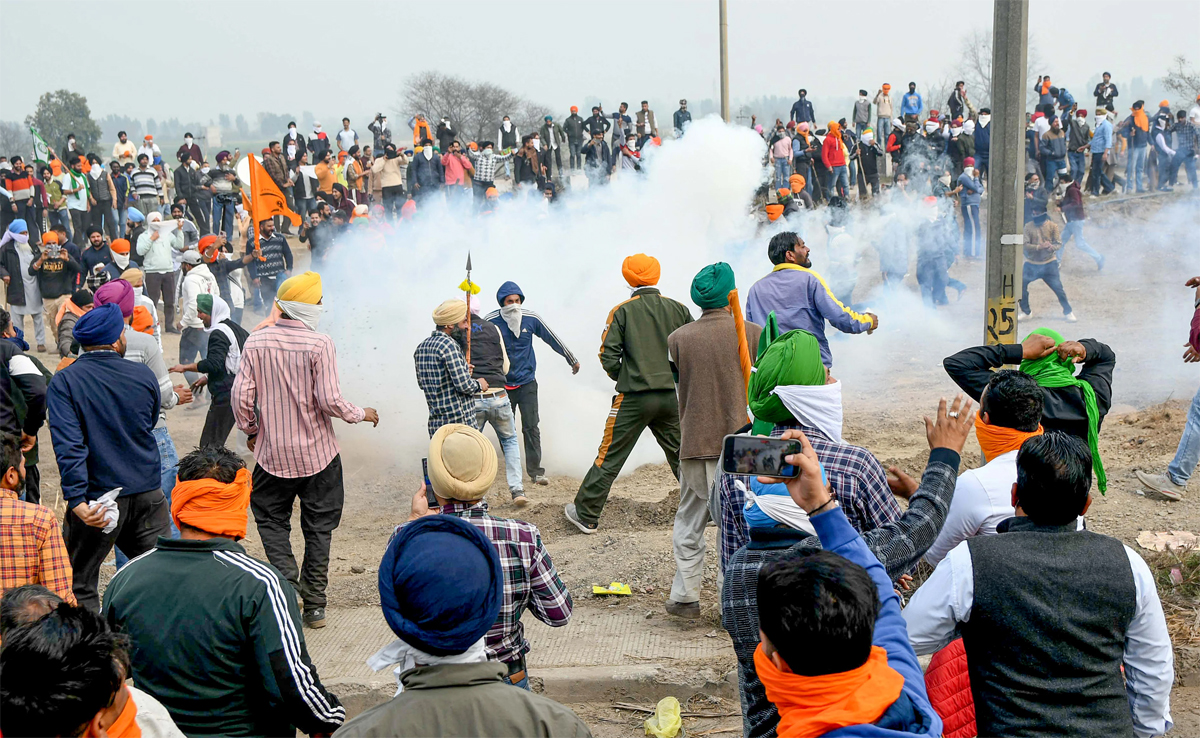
left=582, top=114, right=611, bottom=138
left=943, top=340, right=1115, bottom=440
left=197, top=319, right=249, bottom=405
left=174, top=164, right=201, bottom=201
left=0, top=241, right=39, bottom=306
left=1, top=340, right=47, bottom=438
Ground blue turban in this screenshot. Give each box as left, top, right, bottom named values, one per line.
left=378, top=515, right=502, bottom=656
left=126, top=207, right=145, bottom=223
left=72, top=303, right=125, bottom=346
left=7, top=219, right=27, bottom=234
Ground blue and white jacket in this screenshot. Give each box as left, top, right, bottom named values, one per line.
left=484, top=281, right=578, bottom=387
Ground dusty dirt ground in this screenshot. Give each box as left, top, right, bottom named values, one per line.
left=33, top=191, right=1200, bottom=735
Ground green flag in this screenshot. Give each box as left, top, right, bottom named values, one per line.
left=30, top=127, right=50, bottom=166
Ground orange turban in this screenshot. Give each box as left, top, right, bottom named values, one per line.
left=1159, top=99, right=1170, bottom=108
left=882, top=83, right=891, bottom=91
left=621, top=254, right=661, bottom=287
left=827, top=121, right=841, bottom=137
left=42, top=231, right=59, bottom=245
left=765, top=204, right=784, bottom=222
left=198, top=234, right=220, bottom=262
left=337, top=151, right=348, bottom=163
left=171, top=468, right=252, bottom=540
left=789, top=173, right=806, bottom=193
left=131, top=306, right=155, bottom=336
left=110, top=238, right=131, bottom=254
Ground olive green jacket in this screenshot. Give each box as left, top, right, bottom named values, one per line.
left=599, top=287, right=693, bottom=393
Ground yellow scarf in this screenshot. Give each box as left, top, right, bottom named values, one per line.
left=974, top=414, right=1044, bottom=462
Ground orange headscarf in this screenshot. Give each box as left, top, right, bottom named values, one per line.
left=755, top=644, right=904, bottom=737
left=789, top=173, right=806, bottom=193
left=765, top=204, right=784, bottom=222
left=198, top=234, right=220, bottom=263
left=974, top=414, right=1044, bottom=462
left=827, top=120, right=841, bottom=138
left=882, top=83, right=891, bottom=92
left=1132, top=106, right=1149, bottom=132
left=107, top=687, right=142, bottom=738
left=131, top=306, right=155, bottom=336
left=621, top=254, right=661, bottom=287
left=171, top=467, right=252, bottom=539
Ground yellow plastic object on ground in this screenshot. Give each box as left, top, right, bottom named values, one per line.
left=591, top=581, right=632, bottom=596
left=644, top=696, right=682, bottom=738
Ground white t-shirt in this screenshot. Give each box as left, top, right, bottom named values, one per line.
left=336, top=129, right=357, bottom=151
left=60, top=172, right=89, bottom=211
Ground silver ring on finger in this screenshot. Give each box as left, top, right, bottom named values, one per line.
left=947, top=411, right=959, bottom=418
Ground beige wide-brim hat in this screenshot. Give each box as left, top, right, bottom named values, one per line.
left=428, top=424, right=497, bottom=501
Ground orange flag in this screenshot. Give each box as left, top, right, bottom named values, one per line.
left=246, top=154, right=301, bottom=229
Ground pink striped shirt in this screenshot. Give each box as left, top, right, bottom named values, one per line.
left=232, top=319, right=365, bottom=478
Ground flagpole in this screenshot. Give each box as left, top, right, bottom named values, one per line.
left=464, top=252, right=473, bottom=366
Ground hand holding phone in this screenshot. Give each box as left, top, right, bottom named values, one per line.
left=754, top=430, right=833, bottom=514
left=722, top=435, right=802, bottom=478
left=422, top=459, right=439, bottom=510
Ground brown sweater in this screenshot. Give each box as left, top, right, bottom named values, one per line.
left=668, top=309, right=762, bottom=460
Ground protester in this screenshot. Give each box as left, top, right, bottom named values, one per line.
left=1121, top=100, right=1151, bottom=193
left=104, top=444, right=345, bottom=736
left=137, top=211, right=184, bottom=333
left=232, top=271, right=379, bottom=628
left=0, top=430, right=74, bottom=603
left=789, top=89, right=816, bottom=125
left=745, top=232, right=877, bottom=367
left=411, top=138, right=444, bottom=202
left=47, top=303, right=171, bottom=609
left=673, top=99, right=692, bottom=138
left=246, top=218, right=293, bottom=300
left=663, top=263, right=762, bottom=618
left=567, top=255, right=693, bottom=534
left=580, top=129, right=613, bottom=186
left=905, top=432, right=1173, bottom=738
left=0, top=221, right=47, bottom=351
left=1094, top=72, right=1119, bottom=111
left=54, top=288, right=92, bottom=358
left=29, top=231, right=82, bottom=337
left=336, top=513, right=590, bottom=737
left=416, top=298, right=485, bottom=435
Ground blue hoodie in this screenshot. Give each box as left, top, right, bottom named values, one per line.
left=808, top=508, right=942, bottom=737
left=484, top=281, right=578, bottom=387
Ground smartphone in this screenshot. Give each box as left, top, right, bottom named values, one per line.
left=421, top=458, right=438, bottom=509
left=721, top=435, right=802, bottom=478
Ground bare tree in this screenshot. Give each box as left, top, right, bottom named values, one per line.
left=0, top=121, right=33, bottom=158
left=1162, top=55, right=1200, bottom=104
left=925, top=77, right=955, bottom=118
left=953, top=26, right=1044, bottom=111
left=399, top=72, right=548, bottom=147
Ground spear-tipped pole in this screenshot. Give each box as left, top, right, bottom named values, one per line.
left=465, top=252, right=473, bottom=365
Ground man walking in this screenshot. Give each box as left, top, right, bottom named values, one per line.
left=47, top=303, right=171, bottom=610
left=1057, top=173, right=1104, bottom=270
left=1089, top=108, right=1116, bottom=195
left=232, top=272, right=379, bottom=628
left=1019, top=206, right=1076, bottom=322
left=485, top=282, right=579, bottom=487
left=665, top=263, right=760, bottom=618
left=566, top=255, right=693, bottom=534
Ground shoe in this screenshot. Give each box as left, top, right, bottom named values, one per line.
left=953, top=285, right=966, bottom=302
left=665, top=600, right=701, bottom=619
left=165, top=327, right=182, bottom=335
left=1021, top=309, right=1034, bottom=320
left=1135, top=470, right=1185, bottom=501
left=533, top=475, right=550, bottom=486
left=303, top=607, right=327, bottom=628
left=1064, top=312, right=1078, bottom=322
left=1096, top=255, right=1106, bottom=272
left=563, top=503, right=597, bottom=535
left=36, top=344, right=46, bottom=353
left=512, top=492, right=529, bottom=507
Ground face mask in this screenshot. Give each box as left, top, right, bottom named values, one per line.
left=1095, top=116, right=1106, bottom=126
left=287, top=144, right=297, bottom=157
left=12, top=232, right=29, bottom=245
left=501, top=303, right=523, bottom=335
left=201, top=166, right=210, bottom=174
left=1027, top=181, right=1039, bottom=191
left=111, top=250, right=130, bottom=269
left=502, top=121, right=512, bottom=131
left=951, top=127, right=963, bottom=136
left=531, top=138, right=541, bottom=151
left=190, top=161, right=199, bottom=170
left=185, top=137, right=193, bottom=145
left=939, top=174, right=951, bottom=186
left=289, top=126, right=297, bottom=133
left=483, top=148, right=493, bottom=157
left=979, top=114, right=991, bottom=126
left=963, top=166, right=974, bottom=177
left=423, top=148, right=433, bottom=160
left=861, top=133, right=873, bottom=143
left=926, top=122, right=939, bottom=133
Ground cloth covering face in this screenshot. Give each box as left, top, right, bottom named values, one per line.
left=276, top=270, right=322, bottom=304
left=427, top=423, right=498, bottom=501
left=748, top=329, right=827, bottom=423
left=690, top=262, right=736, bottom=309
left=1019, top=327, right=1106, bottom=492
left=170, top=467, right=252, bottom=539
left=621, top=253, right=661, bottom=287
left=974, top=413, right=1044, bottom=463
left=377, top=515, right=503, bottom=656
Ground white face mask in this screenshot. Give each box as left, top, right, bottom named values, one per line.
left=925, top=121, right=939, bottom=133
left=500, top=303, right=523, bottom=336
left=185, top=137, right=193, bottom=145
left=502, top=121, right=512, bottom=131
left=190, top=161, right=199, bottom=170
left=951, top=127, right=963, bottom=137
left=531, top=138, right=541, bottom=151
left=423, top=148, right=433, bottom=160
left=861, top=133, right=874, bottom=144
left=963, top=166, right=974, bottom=176
left=1095, top=116, right=1106, bottom=126
left=201, top=166, right=210, bottom=174
left=939, top=174, right=952, bottom=186
left=287, top=144, right=297, bottom=157
left=979, top=114, right=991, bottom=126
left=111, top=250, right=130, bottom=269
left=483, top=148, right=493, bottom=157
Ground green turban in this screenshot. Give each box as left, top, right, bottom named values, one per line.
left=690, top=262, right=736, bottom=309
left=748, top=329, right=826, bottom=424
left=1019, top=327, right=1106, bottom=493
left=196, top=293, right=213, bottom=316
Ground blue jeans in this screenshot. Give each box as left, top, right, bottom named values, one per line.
left=877, top=118, right=892, bottom=150
left=1168, top=384, right=1200, bottom=486
left=1089, top=152, right=1114, bottom=194
left=1170, top=150, right=1198, bottom=187
left=1019, top=260, right=1072, bottom=315
left=474, top=394, right=524, bottom=495
left=773, top=159, right=789, bottom=189
left=212, top=198, right=236, bottom=237
left=1068, top=151, right=1087, bottom=185
left=1126, top=145, right=1147, bottom=192
left=1043, top=156, right=1067, bottom=186
left=1058, top=221, right=1102, bottom=265
left=848, top=159, right=858, bottom=187
left=115, top=426, right=179, bottom=569
left=960, top=203, right=981, bottom=257
left=827, top=165, right=848, bottom=198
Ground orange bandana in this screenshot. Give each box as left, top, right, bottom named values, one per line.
left=108, top=688, right=142, bottom=738
left=755, top=644, right=904, bottom=737
left=171, top=468, right=252, bottom=539
left=974, top=413, right=1044, bottom=462
left=131, top=305, right=155, bottom=336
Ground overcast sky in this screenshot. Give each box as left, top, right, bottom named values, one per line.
left=2, top=0, right=1196, bottom=127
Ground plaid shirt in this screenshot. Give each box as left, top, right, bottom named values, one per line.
left=414, top=331, right=480, bottom=436
left=0, top=489, right=77, bottom=605
left=720, top=451, right=959, bottom=738
left=718, top=421, right=901, bottom=571
left=465, top=149, right=513, bottom=183
left=404, top=501, right=573, bottom=665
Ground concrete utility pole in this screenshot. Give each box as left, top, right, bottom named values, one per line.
left=719, top=0, right=730, bottom=123
left=983, top=0, right=1028, bottom=345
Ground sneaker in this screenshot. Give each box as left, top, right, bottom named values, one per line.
left=36, top=344, right=46, bottom=353
left=563, top=503, right=597, bottom=534
left=512, top=492, right=529, bottom=508
left=533, top=475, right=550, bottom=486
left=1064, top=312, right=1078, bottom=322
left=303, top=607, right=327, bottom=628
left=1096, top=255, right=1106, bottom=272
left=665, top=600, right=701, bottom=619
left=1135, top=470, right=1185, bottom=501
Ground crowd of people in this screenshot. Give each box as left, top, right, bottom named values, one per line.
left=0, top=71, right=1196, bottom=738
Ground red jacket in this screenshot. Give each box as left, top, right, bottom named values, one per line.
left=821, top=133, right=846, bottom=168
left=887, top=132, right=902, bottom=153
left=924, top=638, right=976, bottom=738
left=1190, top=307, right=1200, bottom=353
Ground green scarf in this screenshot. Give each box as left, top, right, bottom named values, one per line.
left=1019, top=327, right=1106, bottom=493
left=67, top=168, right=90, bottom=200
left=750, top=312, right=781, bottom=435
left=748, top=328, right=826, bottom=428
